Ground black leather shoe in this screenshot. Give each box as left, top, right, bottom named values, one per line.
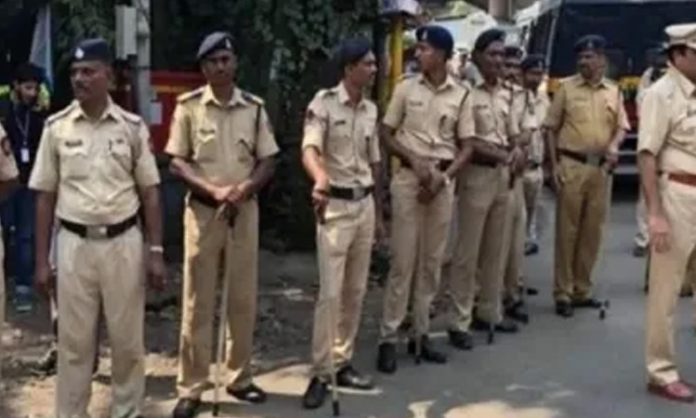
left=226, top=383, right=267, bottom=404
left=633, top=245, right=647, bottom=258
left=447, top=330, right=474, bottom=350
left=572, top=298, right=602, bottom=309
left=376, top=342, right=397, bottom=374
left=524, top=242, right=539, bottom=256
left=505, top=301, right=529, bottom=323
left=302, top=377, right=328, bottom=410
left=408, top=336, right=448, bottom=364
left=336, top=364, right=374, bottom=390
left=472, top=317, right=519, bottom=333
left=172, top=398, right=201, bottom=418
left=34, top=346, right=57, bottom=376
left=525, top=286, right=539, bottom=296
left=555, top=301, right=574, bottom=318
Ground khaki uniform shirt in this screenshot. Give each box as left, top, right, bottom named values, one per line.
left=165, top=85, right=279, bottom=186
left=0, top=124, right=18, bottom=181
left=383, top=74, right=475, bottom=160
left=520, top=89, right=550, bottom=164
left=638, top=67, right=696, bottom=173
left=545, top=74, right=629, bottom=153
left=470, top=76, right=521, bottom=147
left=302, top=83, right=380, bottom=188
left=29, top=99, right=160, bottom=225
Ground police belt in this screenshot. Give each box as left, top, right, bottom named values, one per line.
left=471, top=155, right=501, bottom=168
left=666, top=172, right=696, bottom=188
left=60, top=215, right=138, bottom=240
left=399, top=158, right=453, bottom=172
left=190, top=192, right=219, bottom=208
left=559, top=149, right=606, bottom=167
left=329, top=185, right=374, bottom=201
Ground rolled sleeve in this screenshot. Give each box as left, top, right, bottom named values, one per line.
left=164, top=104, right=191, bottom=158
left=255, top=107, right=279, bottom=159
left=301, top=95, right=329, bottom=154
left=508, top=93, right=523, bottom=139
left=544, top=84, right=566, bottom=131
left=368, top=119, right=381, bottom=164
left=134, top=122, right=161, bottom=188
left=617, top=98, right=631, bottom=131
left=637, top=87, right=669, bottom=156
left=382, top=81, right=407, bottom=129
left=28, top=127, right=58, bottom=192
left=457, top=90, right=476, bottom=140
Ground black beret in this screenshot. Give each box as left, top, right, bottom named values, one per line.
left=504, top=45, right=524, bottom=59
left=521, top=54, right=545, bottom=71
left=14, top=63, right=43, bottom=83
left=335, top=37, right=372, bottom=71
left=574, top=35, right=606, bottom=54
left=416, top=25, right=454, bottom=57
left=474, top=28, right=506, bottom=52
left=197, top=32, right=235, bottom=61
left=71, top=38, right=112, bottom=64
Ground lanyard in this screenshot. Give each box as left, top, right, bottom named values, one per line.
left=13, top=104, right=30, bottom=146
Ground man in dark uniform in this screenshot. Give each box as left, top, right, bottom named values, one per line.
left=0, top=63, right=46, bottom=312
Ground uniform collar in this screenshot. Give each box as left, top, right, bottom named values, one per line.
left=576, top=74, right=610, bottom=89
left=469, top=65, right=502, bottom=90
left=418, top=73, right=457, bottom=92
left=71, top=96, right=120, bottom=122
left=337, top=82, right=367, bottom=110
left=667, top=66, right=696, bottom=98
left=202, top=84, right=246, bottom=108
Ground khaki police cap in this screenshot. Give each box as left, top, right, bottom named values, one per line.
left=665, top=23, right=696, bottom=50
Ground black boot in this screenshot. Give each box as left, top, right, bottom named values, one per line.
left=302, top=377, right=328, bottom=410
left=447, top=330, right=474, bottom=350
left=505, top=301, right=530, bottom=323
left=172, top=398, right=201, bottom=418
left=555, top=301, right=574, bottom=318
left=376, top=342, right=397, bottom=374
left=408, top=335, right=448, bottom=364
left=336, top=365, right=374, bottom=390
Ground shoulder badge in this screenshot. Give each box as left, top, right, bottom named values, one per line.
left=241, top=90, right=264, bottom=106
left=176, top=87, right=205, bottom=104
left=46, top=102, right=77, bottom=126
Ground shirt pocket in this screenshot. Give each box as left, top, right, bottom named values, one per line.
left=404, top=98, right=428, bottom=131
left=568, top=99, right=592, bottom=123
left=358, top=116, right=377, bottom=162
left=236, top=135, right=256, bottom=166
left=473, top=104, right=496, bottom=136
left=438, top=102, right=459, bottom=142
left=107, top=137, right=133, bottom=174
left=326, top=118, right=353, bottom=158
left=59, top=143, right=89, bottom=180
left=193, top=126, right=218, bottom=162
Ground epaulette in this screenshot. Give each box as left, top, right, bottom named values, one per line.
left=176, top=87, right=205, bottom=104
left=318, top=87, right=338, bottom=98
left=241, top=90, right=264, bottom=106
left=45, top=102, right=77, bottom=126
left=118, top=107, right=144, bottom=126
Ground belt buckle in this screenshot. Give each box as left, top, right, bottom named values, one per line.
left=351, top=187, right=365, bottom=200
left=86, top=225, right=108, bottom=239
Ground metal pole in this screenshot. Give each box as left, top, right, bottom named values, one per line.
left=134, top=0, right=151, bottom=124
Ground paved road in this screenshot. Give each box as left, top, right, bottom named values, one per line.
left=148, top=186, right=696, bottom=418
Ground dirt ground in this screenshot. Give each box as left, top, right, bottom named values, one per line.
left=0, top=249, right=397, bottom=418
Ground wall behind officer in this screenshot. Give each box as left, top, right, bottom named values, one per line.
left=0, top=63, right=47, bottom=312
left=446, top=29, right=525, bottom=349
left=545, top=35, right=629, bottom=318
left=639, top=23, right=696, bottom=404
left=300, top=37, right=385, bottom=410
left=376, top=25, right=475, bottom=374
left=166, top=32, right=279, bottom=418
left=31, top=38, right=165, bottom=418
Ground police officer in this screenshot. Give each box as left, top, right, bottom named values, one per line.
left=166, top=32, right=279, bottom=418
left=447, top=29, right=524, bottom=347
left=30, top=38, right=165, bottom=418
left=545, top=35, right=629, bottom=318
left=300, top=37, right=385, bottom=409
left=0, top=63, right=46, bottom=312
left=520, top=55, right=550, bottom=257
left=0, top=124, right=19, bottom=386
left=377, top=25, right=475, bottom=373
left=503, top=45, right=524, bottom=86
left=640, top=23, right=696, bottom=403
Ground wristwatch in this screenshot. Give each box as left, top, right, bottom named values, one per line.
left=149, top=245, right=164, bottom=254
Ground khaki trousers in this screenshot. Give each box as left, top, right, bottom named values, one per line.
left=646, top=177, right=696, bottom=385
left=504, top=180, right=527, bottom=303
left=312, top=197, right=375, bottom=376
left=449, top=164, right=512, bottom=330
left=523, top=167, right=544, bottom=244
left=56, top=226, right=145, bottom=418
left=381, top=168, right=454, bottom=342
left=177, top=199, right=259, bottom=399
left=554, top=157, right=609, bottom=303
